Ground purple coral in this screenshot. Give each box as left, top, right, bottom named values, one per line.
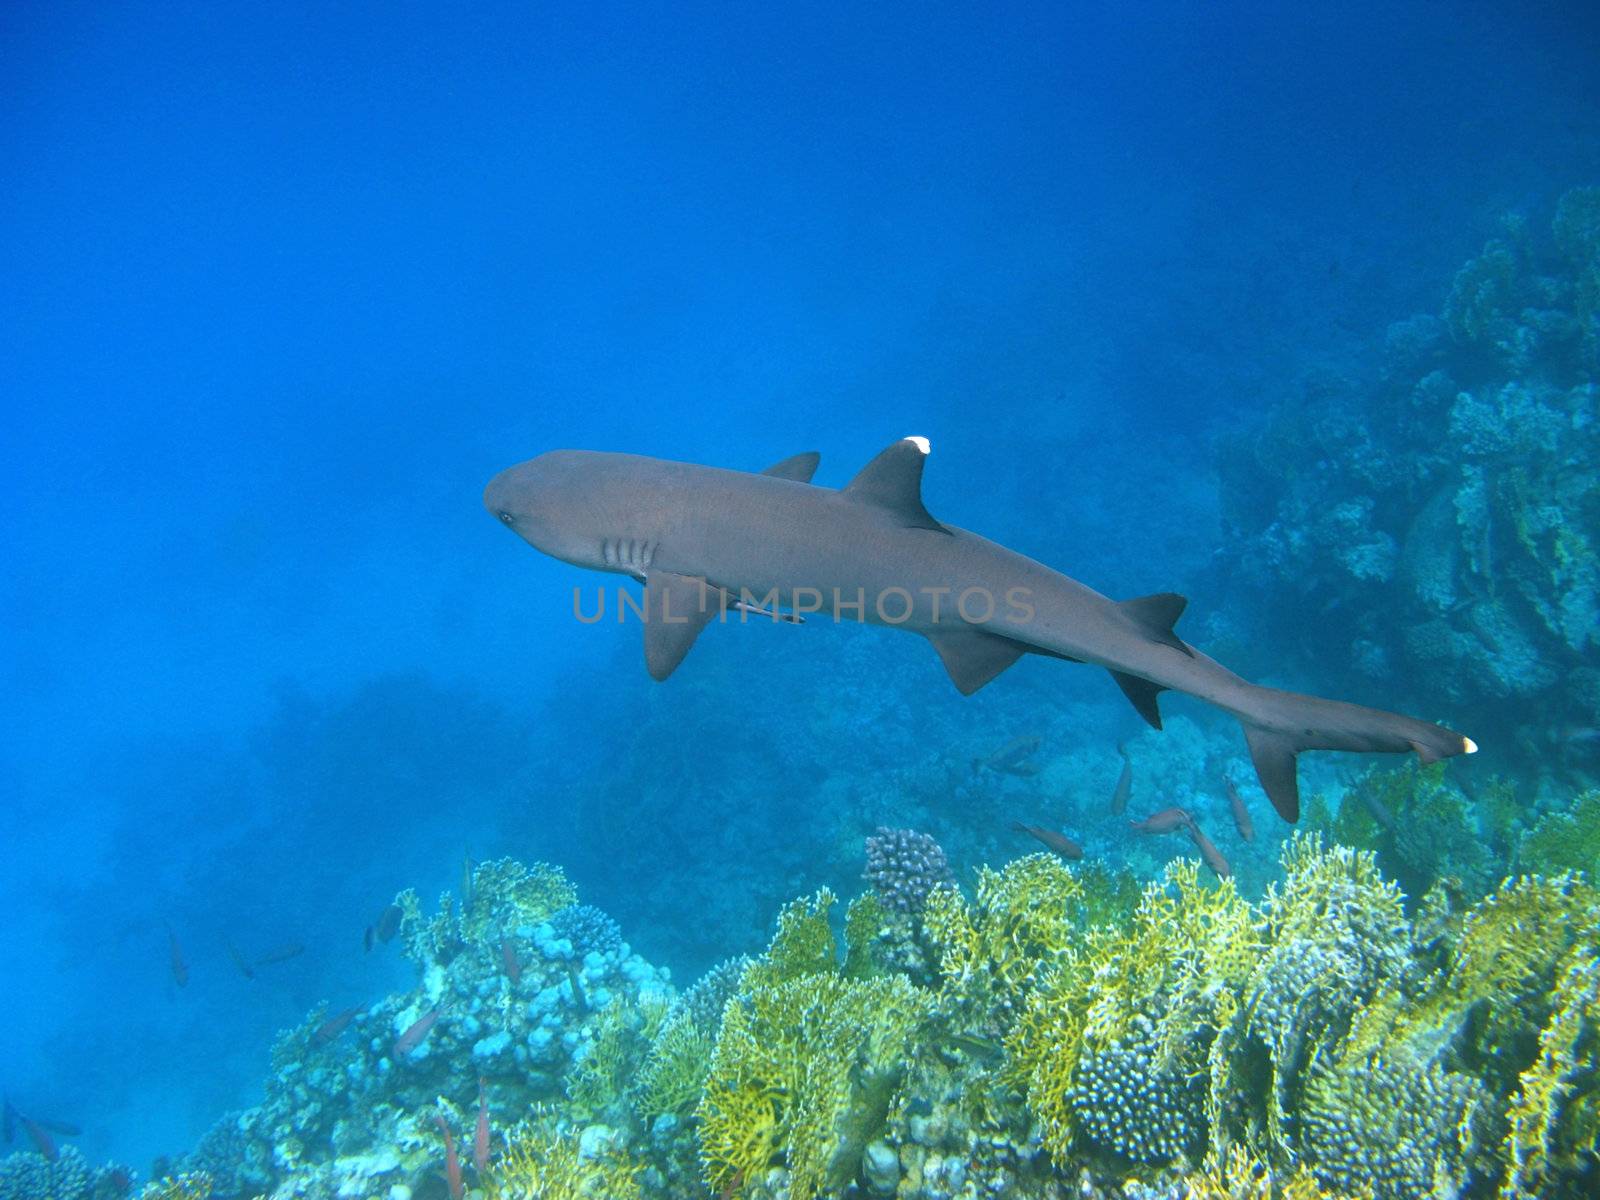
left=863, top=826, right=954, bottom=914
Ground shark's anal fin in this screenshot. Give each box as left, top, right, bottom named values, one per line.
left=642, top=572, right=722, bottom=681
left=762, top=452, right=821, bottom=482
left=844, top=437, right=949, bottom=533
left=1110, top=670, right=1167, bottom=729
left=1245, top=726, right=1301, bottom=822
left=928, top=628, right=1028, bottom=695
left=1119, top=592, right=1193, bottom=657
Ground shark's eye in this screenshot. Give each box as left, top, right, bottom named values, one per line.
left=498, top=511, right=517, bottom=526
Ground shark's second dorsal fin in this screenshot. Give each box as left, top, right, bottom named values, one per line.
left=844, top=437, right=948, bottom=532
left=1118, top=592, right=1193, bottom=657
left=763, top=452, right=821, bottom=482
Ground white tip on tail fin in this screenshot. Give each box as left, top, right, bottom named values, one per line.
left=1464, top=736, right=1478, bottom=754
left=906, top=436, right=930, bottom=454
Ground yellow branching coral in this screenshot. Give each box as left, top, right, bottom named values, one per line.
left=136, top=1175, right=213, bottom=1200
left=1181, top=1146, right=1365, bottom=1199
left=741, top=888, right=836, bottom=990
left=564, top=994, right=666, bottom=1117
left=696, top=972, right=930, bottom=1200
left=460, top=858, right=578, bottom=944
left=636, top=1007, right=717, bottom=1119
left=489, top=1117, right=642, bottom=1200
left=1500, top=949, right=1600, bottom=1198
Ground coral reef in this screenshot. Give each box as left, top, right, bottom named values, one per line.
left=862, top=827, right=954, bottom=915
left=1214, top=185, right=1600, bottom=786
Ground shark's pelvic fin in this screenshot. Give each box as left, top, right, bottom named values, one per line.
left=844, top=437, right=949, bottom=533
left=1244, top=725, right=1301, bottom=822
left=763, top=452, right=821, bottom=482
left=642, top=572, right=721, bottom=681
left=1118, top=592, right=1193, bottom=657
left=1110, top=670, right=1167, bottom=729
left=927, top=627, right=1028, bottom=695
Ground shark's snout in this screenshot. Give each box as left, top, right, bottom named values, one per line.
left=483, top=467, right=523, bottom=526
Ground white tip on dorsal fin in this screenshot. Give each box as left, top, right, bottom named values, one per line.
left=843, top=438, right=949, bottom=533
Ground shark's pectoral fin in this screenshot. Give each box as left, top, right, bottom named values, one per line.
left=1110, top=670, right=1167, bottom=729
left=1244, top=726, right=1301, bottom=822
left=844, top=437, right=949, bottom=533
left=1118, top=592, right=1193, bottom=656
left=762, top=452, right=822, bottom=482
left=927, top=628, right=1028, bottom=695
left=642, top=572, right=722, bottom=681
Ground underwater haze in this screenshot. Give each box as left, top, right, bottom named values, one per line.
left=4, top=2, right=1600, bottom=1197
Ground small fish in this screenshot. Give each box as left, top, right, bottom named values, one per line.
left=973, top=734, right=1042, bottom=776
left=165, top=923, right=189, bottom=988
left=1127, top=807, right=1195, bottom=835
left=719, top=1169, right=746, bottom=1200
left=564, top=962, right=589, bottom=1013
left=19, top=1113, right=57, bottom=1162
left=1110, top=750, right=1132, bottom=815
left=435, top=1113, right=464, bottom=1200
left=1358, top=789, right=1398, bottom=832
left=1011, top=820, right=1083, bottom=860
left=473, top=1078, right=490, bottom=1176
left=1224, top=778, right=1255, bottom=843
left=108, top=1169, right=133, bottom=1194
left=31, top=1117, right=82, bottom=1137
left=393, top=1005, right=442, bottom=1057
left=365, top=903, right=403, bottom=952
left=500, top=935, right=522, bottom=987
left=223, top=938, right=256, bottom=980
left=314, top=1006, right=364, bottom=1044
left=253, top=942, right=305, bottom=967
left=1186, top=824, right=1232, bottom=879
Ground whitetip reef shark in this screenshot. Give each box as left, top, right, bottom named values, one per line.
left=484, top=437, right=1476, bottom=822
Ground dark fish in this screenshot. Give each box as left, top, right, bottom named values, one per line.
left=31, top=1117, right=82, bottom=1137
left=1358, top=789, right=1398, bottom=832
left=1186, top=823, right=1232, bottom=879
left=500, top=935, right=522, bottom=987
left=973, top=734, right=1042, bottom=776
left=564, top=962, right=589, bottom=1013
left=314, top=1006, right=364, bottom=1044
left=165, top=924, right=189, bottom=988
left=109, top=1169, right=133, bottom=1193
left=1128, top=807, right=1195, bottom=836
left=1225, top=778, right=1255, bottom=843
left=224, top=938, right=256, bottom=981
left=253, top=943, right=305, bottom=967
left=393, top=1005, right=442, bottom=1057
left=1110, top=750, right=1132, bottom=815
left=473, top=1078, right=490, bottom=1176
left=19, top=1114, right=57, bottom=1162
left=435, top=1113, right=464, bottom=1200
left=365, top=903, right=403, bottom=952
left=1011, top=820, right=1083, bottom=860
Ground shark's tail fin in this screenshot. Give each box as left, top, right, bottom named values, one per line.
left=1238, top=686, right=1476, bottom=822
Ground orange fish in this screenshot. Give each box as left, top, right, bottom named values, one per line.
left=500, top=934, right=522, bottom=986
left=1224, top=778, right=1255, bottom=843
left=165, top=924, right=189, bottom=988
left=18, top=1112, right=57, bottom=1162
left=1012, top=820, right=1083, bottom=860
left=314, top=1006, right=364, bottom=1044
left=473, top=1078, right=490, bottom=1175
left=1128, top=807, right=1195, bottom=835
left=974, top=734, right=1042, bottom=776
left=1186, top=824, right=1232, bottom=879
left=393, top=1005, right=442, bottom=1057
left=435, top=1113, right=464, bottom=1200
left=1110, top=750, right=1132, bottom=815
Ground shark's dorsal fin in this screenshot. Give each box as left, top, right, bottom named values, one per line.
left=642, top=572, right=721, bottom=681
left=927, top=628, right=1028, bottom=695
left=844, top=437, right=948, bottom=532
left=762, top=452, right=821, bottom=482
left=1118, top=592, right=1193, bottom=656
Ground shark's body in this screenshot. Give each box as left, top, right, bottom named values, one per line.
left=484, top=438, right=1475, bottom=821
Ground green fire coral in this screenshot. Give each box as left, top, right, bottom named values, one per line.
left=488, top=1117, right=642, bottom=1200
left=135, top=1176, right=213, bottom=1200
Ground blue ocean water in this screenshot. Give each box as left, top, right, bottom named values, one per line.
left=3, top=0, right=1599, bottom=1187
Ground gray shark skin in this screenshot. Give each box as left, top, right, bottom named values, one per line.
left=484, top=437, right=1476, bottom=822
